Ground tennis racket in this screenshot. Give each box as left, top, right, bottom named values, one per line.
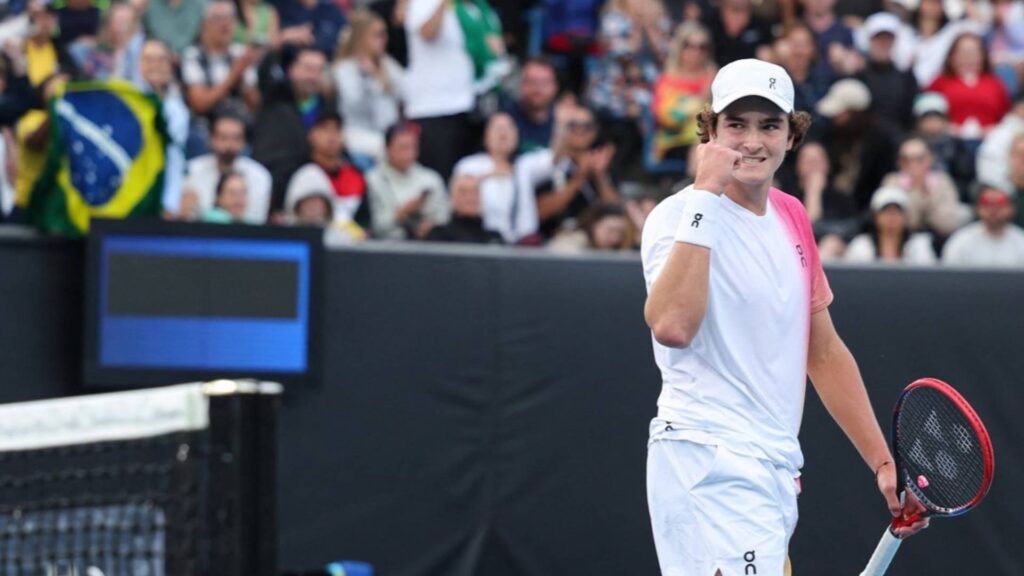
left=860, top=377, right=995, bottom=576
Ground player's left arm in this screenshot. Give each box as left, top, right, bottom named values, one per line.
left=807, top=309, right=900, bottom=508
left=807, top=308, right=929, bottom=537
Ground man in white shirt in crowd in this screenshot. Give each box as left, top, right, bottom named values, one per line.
left=943, top=182, right=1024, bottom=267
left=365, top=121, right=449, bottom=239
left=641, top=58, right=927, bottom=576
left=184, top=113, right=272, bottom=223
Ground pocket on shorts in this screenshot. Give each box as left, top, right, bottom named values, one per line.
left=649, top=439, right=721, bottom=493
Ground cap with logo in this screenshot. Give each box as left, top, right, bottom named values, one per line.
left=711, top=59, right=795, bottom=114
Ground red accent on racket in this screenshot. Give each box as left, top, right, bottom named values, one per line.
left=860, top=378, right=995, bottom=576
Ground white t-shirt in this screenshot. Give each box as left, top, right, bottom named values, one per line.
left=453, top=153, right=538, bottom=242
left=843, top=232, right=938, bottom=265
left=641, top=186, right=833, bottom=474
left=403, top=0, right=475, bottom=119
left=185, top=155, right=273, bottom=223
left=942, top=222, right=1024, bottom=267
left=180, top=44, right=258, bottom=94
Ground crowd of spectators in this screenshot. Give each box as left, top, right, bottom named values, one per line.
left=2, top=0, right=1024, bottom=266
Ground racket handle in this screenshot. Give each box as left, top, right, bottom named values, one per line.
left=860, top=526, right=902, bottom=576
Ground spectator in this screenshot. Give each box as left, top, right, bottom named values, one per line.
left=283, top=159, right=369, bottom=242
left=502, top=56, right=559, bottom=153
left=800, top=0, right=858, bottom=81
left=908, top=0, right=959, bottom=87
left=816, top=78, right=899, bottom=210
left=1004, top=134, right=1024, bottom=225
left=455, top=0, right=508, bottom=90
left=976, top=92, right=1024, bottom=187
left=926, top=31, right=1012, bottom=141
left=142, top=0, right=205, bottom=55
left=251, top=45, right=331, bottom=213
left=24, top=0, right=79, bottom=85
left=651, top=21, right=715, bottom=163
left=54, top=0, right=101, bottom=48
left=203, top=170, right=250, bottom=223
left=234, top=0, right=280, bottom=49
left=599, top=0, right=672, bottom=67
left=987, top=0, right=1024, bottom=95
left=275, top=0, right=346, bottom=56
left=68, top=2, right=145, bottom=82
left=283, top=167, right=334, bottom=225
left=549, top=201, right=631, bottom=252
left=517, top=103, right=620, bottom=238
left=856, top=12, right=918, bottom=134
left=274, top=0, right=346, bottom=55
left=425, top=173, right=504, bottom=243
left=844, top=186, right=938, bottom=264
left=286, top=110, right=368, bottom=226
left=880, top=136, right=971, bottom=236
left=365, top=121, right=450, bottom=239
left=181, top=0, right=262, bottom=121
left=943, top=182, right=1024, bottom=267
left=913, top=91, right=976, bottom=197
left=453, top=111, right=538, bottom=243
left=703, top=0, right=773, bottom=65
left=180, top=0, right=262, bottom=160
left=791, top=141, right=859, bottom=239
left=186, top=113, right=272, bottom=222
left=774, top=23, right=829, bottom=125
left=586, top=1, right=664, bottom=179
left=332, top=9, right=405, bottom=164
left=539, top=0, right=602, bottom=94
left=403, top=0, right=476, bottom=181
left=138, top=39, right=190, bottom=218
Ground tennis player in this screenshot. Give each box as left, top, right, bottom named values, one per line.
left=640, top=59, right=928, bottom=576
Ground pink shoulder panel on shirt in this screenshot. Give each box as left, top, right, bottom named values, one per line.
left=768, top=188, right=834, bottom=314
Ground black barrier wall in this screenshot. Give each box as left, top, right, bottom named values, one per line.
left=2, top=236, right=1022, bottom=575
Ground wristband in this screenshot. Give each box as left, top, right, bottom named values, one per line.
left=674, top=189, right=720, bottom=249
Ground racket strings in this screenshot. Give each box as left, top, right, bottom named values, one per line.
left=896, top=388, right=986, bottom=514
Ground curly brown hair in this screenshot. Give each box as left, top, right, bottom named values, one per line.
left=695, top=103, right=813, bottom=150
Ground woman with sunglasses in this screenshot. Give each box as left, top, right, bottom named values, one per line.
left=651, top=21, right=715, bottom=163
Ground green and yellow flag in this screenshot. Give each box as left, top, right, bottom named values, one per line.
left=26, top=80, right=167, bottom=235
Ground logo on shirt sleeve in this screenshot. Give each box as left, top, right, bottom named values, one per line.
left=795, top=244, right=807, bottom=268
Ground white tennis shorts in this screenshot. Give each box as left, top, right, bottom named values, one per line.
left=647, top=420, right=799, bottom=576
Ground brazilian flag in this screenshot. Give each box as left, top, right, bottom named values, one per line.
left=27, top=80, right=167, bottom=236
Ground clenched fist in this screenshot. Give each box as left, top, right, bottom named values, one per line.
left=693, top=142, right=742, bottom=195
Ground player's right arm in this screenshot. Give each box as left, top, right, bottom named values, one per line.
left=643, top=144, right=739, bottom=348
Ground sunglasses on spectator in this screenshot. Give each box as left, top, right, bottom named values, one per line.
left=567, top=121, right=597, bottom=132
left=979, top=192, right=1011, bottom=207
left=683, top=41, right=709, bottom=51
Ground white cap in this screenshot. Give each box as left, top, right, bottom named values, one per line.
left=870, top=186, right=910, bottom=212
left=816, top=79, right=871, bottom=118
left=913, top=92, right=949, bottom=117
left=863, top=12, right=901, bottom=38
left=711, top=59, right=795, bottom=114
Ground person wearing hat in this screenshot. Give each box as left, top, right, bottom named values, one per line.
left=879, top=136, right=971, bottom=237
left=912, top=91, right=975, bottom=195
left=942, top=182, right=1024, bottom=267
left=815, top=77, right=901, bottom=210
left=641, top=59, right=927, bottom=576
left=843, top=185, right=938, bottom=263
left=855, top=11, right=919, bottom=133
